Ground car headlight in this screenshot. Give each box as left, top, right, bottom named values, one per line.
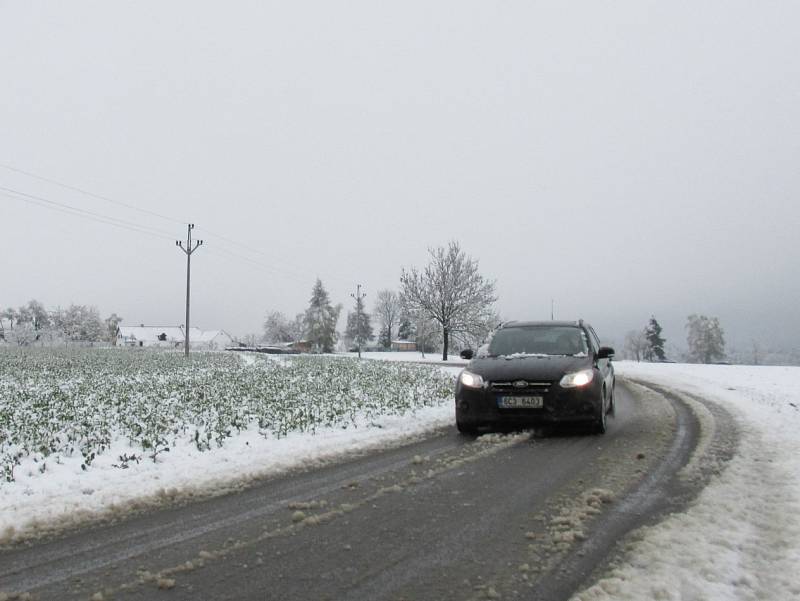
left=459, top=370, right=485, bottom=389
left=559, top=369, right=594, bottom=388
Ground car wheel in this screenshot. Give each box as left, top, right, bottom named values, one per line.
left=456, top=419, right=478, bottom=435
left=594, top=390, right=608, bottom=434
left=607, top=383, right=616, bottom=416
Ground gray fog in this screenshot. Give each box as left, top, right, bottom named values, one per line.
left=2, top=1, right=798, bottom=352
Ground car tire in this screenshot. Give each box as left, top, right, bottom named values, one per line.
left=456, top=419, right=478, bottom=435
left=594, top=390, right=607, bottom=435
left=607, top=384, right=616, bottom=416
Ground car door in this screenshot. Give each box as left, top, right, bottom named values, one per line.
left=587, top=326, right=613, bottom=391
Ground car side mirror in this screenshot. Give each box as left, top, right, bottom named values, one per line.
left=597, top=346, right=615, bottom=360
left=460, top=349, right=474, bottom=360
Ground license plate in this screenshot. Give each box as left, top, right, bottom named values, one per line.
left=498, top=396, right=543, bottom=409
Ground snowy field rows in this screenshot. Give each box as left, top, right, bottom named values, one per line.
left=0, top=349, right=457, bottom=542
left=0, top=349, right=453, bottom=483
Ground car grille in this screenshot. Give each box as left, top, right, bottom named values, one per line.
left=490, top=380, right=552, bottom=393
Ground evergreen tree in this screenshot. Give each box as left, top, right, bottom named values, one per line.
left=397, top=317, right=414, bottom=341
left=644, top=316, right=666, bottom=361
left=344, top=294, right=373, bottom=348
left=303, top=279, right=341, bottom=353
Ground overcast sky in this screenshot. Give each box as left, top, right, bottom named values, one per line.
left=2, top=1, right=798, bottom=351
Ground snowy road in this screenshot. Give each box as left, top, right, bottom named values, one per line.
left=0, top=381, right=724, bottom=601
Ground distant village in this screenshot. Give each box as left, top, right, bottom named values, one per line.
left=116, top=325, right=234, bottom=351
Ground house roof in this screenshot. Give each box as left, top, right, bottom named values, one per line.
left=118, top=326, right=185, bottom=342
left=118, top=326, right=232, bottom=344
left=193, top=329, right=231, bottom=342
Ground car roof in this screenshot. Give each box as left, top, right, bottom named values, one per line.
left=500, top=320, right=586, bottom=329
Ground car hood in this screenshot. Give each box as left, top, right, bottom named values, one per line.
left=467, top=355, right=591, bottom=382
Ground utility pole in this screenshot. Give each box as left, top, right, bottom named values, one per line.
left=176, top=224, right=203, bottom=357
left=351, top=284, right=366, bottom=359
left=551, top=299, right=554, bottom=321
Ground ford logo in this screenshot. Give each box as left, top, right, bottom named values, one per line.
left=512, top=380, right=528, bottom=389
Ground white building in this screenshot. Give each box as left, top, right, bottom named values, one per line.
left=191, top=329, right=234, bottom=350
left=116, top=325, right=234, bottom=350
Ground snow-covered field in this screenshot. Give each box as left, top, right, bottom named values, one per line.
left=0, top=349, right=456, bottom=543
left=574, top=362, right=800, bottom=601
left=3, top=349, right=799, bottom=599
left=339, top=350, right=468, bottom=365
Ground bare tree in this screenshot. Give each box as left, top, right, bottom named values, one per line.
left=411, top=313, right=439, bottom=357
left=453, top=310, right=502, bottom=351
left=263, top=311, right=306, bottom=343
left=400, top=241, right=497, bottom=360
left=53, top=304, right=104, bottom=342
left=16, top=300, right=50, bottom=332
left=623, top=329, right=649, bottom=362
left=0, top=307, right=17, bottom=331
left=373, top=289, right=401, bottom=349
left=686, top=314, right=725, bottom=364
left=263, top=311, right=295, bottom=343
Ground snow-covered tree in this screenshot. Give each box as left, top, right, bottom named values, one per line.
left=0, top=307, right=18, bottom=334
left=686, top=314, right=726, bottom=364
left=105, top=313, right=123, bottom=343
left=303, top=279, right=341, bottom=353
left=412, top=314, right=439, bottom=356
left=623, top=329, right=649, bottom=362
left=17, top=300, right=50, bottom=332
left=400, top=241, right=497, bottom=360
left=644, top=316, right=666, bottom=361
left=53, top=304, right=105, bottom=342
left=344, top=294, right=373, bottom=349
left=4, top=323, right=36, bottom=346
left=453, top=311, right=502, bottom=351
left=397, top=315, right=414, bottom=341
left=239, top=333, right=260, bottom=347
left=263, top=311, right=305, bottom=343
left=373, top=289, right=401, bottom=349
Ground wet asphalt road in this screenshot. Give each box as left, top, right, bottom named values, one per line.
left=0, top=380, right=717, bottom=601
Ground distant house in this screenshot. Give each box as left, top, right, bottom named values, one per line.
left=191, top=329, right=234, bottom=350
left=116, top=325, right=233, bottom=350
left=391, top=339, right=417, bottom=352
left=117, top=325, right=185, bottom=348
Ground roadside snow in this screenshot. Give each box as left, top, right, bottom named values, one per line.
left=0, top=398, right=455, bottom=545
left=339, top=351, right=468, bottom=365
left=574, top=362, right=800, bottom=601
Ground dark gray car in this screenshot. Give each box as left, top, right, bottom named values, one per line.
left=455, top=320, right=615, bottom=434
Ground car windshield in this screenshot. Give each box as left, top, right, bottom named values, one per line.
left=487, top=326, right=588, bottom=357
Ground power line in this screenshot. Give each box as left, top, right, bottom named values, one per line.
left=0, top=163, right=185, bottom=226
left=194, top=226, right=354, bottom=287
left=1, top=184, right=344, bottom=290
left=0, top=162, right=355, bottom=286
left=0, top=189, right=176, bottom=241
left=204, top=245, right=324, bottom=287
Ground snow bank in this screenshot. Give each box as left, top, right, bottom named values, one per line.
left=338, top=351, right=468, bottom=365
left=574, top=362, right=800, bottom=601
